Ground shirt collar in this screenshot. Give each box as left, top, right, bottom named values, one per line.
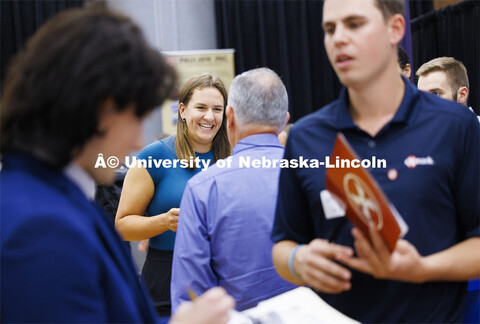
left=63, top=164, right=96, bottom=201
left=334, top=75, right=420, bottom=131
left=232, top=133, right=283, bottom=155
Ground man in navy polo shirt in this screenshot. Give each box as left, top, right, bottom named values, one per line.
left=417, top=56, right=480, bottom=323
left=271, top=0, right=480, bottom=323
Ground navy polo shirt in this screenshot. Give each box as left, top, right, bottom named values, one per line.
left=272, top=77, right=480, bottom=323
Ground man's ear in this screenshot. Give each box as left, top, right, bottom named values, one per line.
left=226, top=105, right=237, bottom=147
left=404, top=63, right=412, bottom=79
left=456, top=86, right=469, bottom=105
left=226, top=105, right=235, bottom=130
left=285, top=112, right=290, bottom=125
left=388, top=13, right=405, bottom=46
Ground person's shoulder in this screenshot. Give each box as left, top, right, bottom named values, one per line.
left=2, top=166, right=65, bottom=215
left=418, top=91, right=477, bottom=124
left=296, top=101, right=338, bottom=129
left=287, top=100, right=340, bottom=144
left=186, top=161, right=229, bottom=188
left=187, top=152, right=263, bottom=190
left=2, top=172, right=99, bottom=250
left=137, top=136, right=176, bottom=159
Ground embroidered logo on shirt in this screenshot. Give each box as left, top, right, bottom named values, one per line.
left=404, top=155, right=435, bottom=169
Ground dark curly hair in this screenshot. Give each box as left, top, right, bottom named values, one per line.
left=1, top=6, right=176, bottom=167
left=397, top=46, right=410, bottom=70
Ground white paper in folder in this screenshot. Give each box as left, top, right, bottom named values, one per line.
left=237, top=287, right=359, bottom=324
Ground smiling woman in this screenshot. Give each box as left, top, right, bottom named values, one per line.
left=115, top=73, right=231, bottom=316
left=176, top=73, right=230, bottom=162
left=179, top=88, right=224, bottom=153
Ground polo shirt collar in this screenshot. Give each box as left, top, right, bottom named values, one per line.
left=334, top=75, right=420, bottom=131
left=233, top=133, right=283, bottom=155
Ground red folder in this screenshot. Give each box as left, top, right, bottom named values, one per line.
left=325, top=133, right=408, bottom=252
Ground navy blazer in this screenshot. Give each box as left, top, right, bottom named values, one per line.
left=1, top=153, right=158, bottom=323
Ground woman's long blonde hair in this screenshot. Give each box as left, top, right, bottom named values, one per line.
left=175, top=73, right=231, bottom=168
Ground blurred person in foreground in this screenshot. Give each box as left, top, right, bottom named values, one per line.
left=271, top=0, right=480, bottom=322
left=0, top=6, right=233, bottom=323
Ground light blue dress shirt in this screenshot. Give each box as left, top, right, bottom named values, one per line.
left=171, top=134, right=295, bottom=311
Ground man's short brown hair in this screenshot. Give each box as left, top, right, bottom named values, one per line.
left=416, top=57, right=470, bottom=99
left=374, top=0, right=405, bottom=20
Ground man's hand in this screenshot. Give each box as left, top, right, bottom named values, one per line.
left=294, top=239, right=354, bottom=293
left=336, top=226, right=426, bottom=283
left=170, top=287, right=235, bottom=324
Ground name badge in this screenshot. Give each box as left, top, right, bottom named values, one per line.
left=320, top=190, right=346, bottom=219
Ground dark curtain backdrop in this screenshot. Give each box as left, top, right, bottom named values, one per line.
left=215, top=0, right=342, bottom=123
left=1, top=0, right=84, bottom=90
left=412, top=0, right=479, bottom=113
left=215, top=0, right=438, bottom=122
left=409, top=0, right=434, bottom=20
